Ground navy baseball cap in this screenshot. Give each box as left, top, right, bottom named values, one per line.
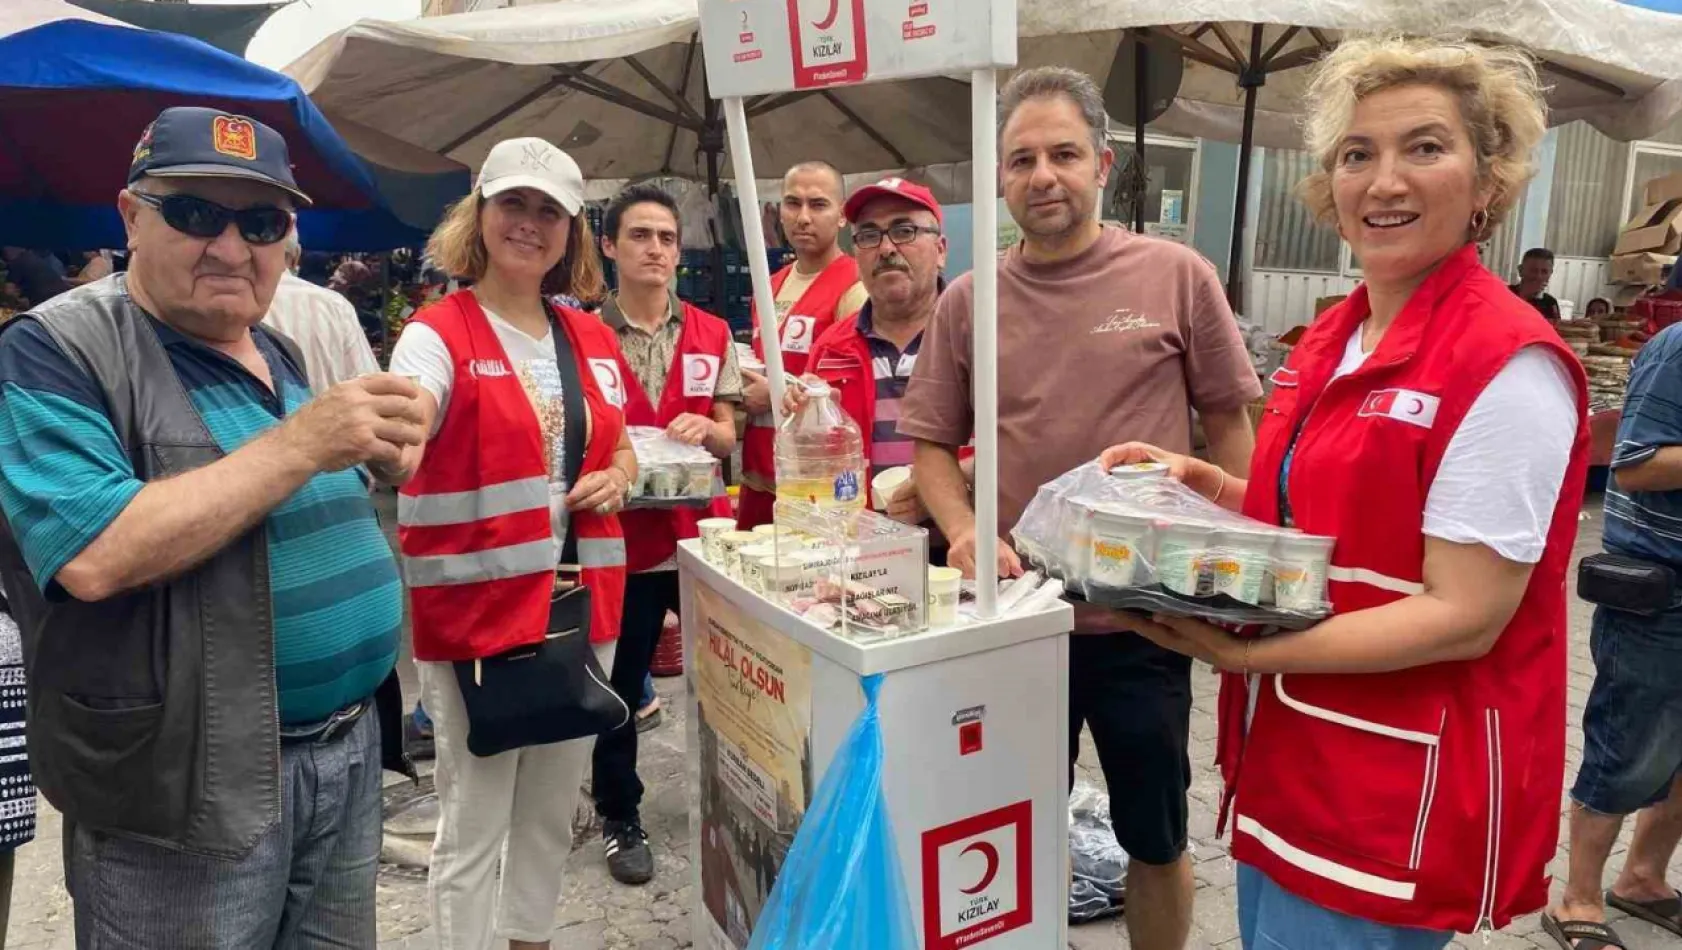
left=128, top=107, right=312, bottom=206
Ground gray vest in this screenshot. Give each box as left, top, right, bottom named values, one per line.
left=0, top=276, right=302, bottom=858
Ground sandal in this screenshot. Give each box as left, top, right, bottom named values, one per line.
left=1541, top=914, right=1627, bottom=949
left=1607, top=888, right=1682, bottom=937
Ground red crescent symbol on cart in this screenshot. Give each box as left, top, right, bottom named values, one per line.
left=813, top=0, right=840, bottom=30
left=959, top=842, right=1000, bottom=894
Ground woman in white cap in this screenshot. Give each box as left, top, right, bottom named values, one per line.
left=383, top=137, right=637, bottom=950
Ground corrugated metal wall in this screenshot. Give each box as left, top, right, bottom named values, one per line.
left=1252, top=149, right=1341, bottom=273
left=1550, top=257, right=1614, bottom=315
left=1248, top=271, right=1360, bottom=334
left=1546, top=122, right=1628, bottom=259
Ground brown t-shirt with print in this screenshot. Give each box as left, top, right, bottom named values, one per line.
left=898, top=226, right=1261, bottom=533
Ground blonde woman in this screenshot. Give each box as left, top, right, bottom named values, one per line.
left=383, top=138, right=636, bottom=950
left=1104, top=38, right=1589, bottom=948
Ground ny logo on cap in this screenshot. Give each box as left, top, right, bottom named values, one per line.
left=212, top=116, right=258, bottom=161
left=520, top=142, right=554, bottom=172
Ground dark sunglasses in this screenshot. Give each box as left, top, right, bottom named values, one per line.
left=130, top=191, right=293, bottom=246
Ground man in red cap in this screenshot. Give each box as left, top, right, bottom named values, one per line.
left=786, top=177, right=956, bottom=539
left=737, top=161, right=868, bottom=528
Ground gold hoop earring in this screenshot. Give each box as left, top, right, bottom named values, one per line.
left=1470, top=209, right=1489, bottom=237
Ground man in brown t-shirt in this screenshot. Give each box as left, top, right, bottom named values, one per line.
left=899, top=67, right=1261, bottom=950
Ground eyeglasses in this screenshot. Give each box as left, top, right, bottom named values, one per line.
left=130, top=192, right=293, bottom=246
left=852, top=223, right=942, bottom=250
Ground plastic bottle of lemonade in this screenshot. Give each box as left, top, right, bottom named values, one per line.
left=774, top=381, right=866, bottom=514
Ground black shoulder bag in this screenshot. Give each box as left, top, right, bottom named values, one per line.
left=451, top=305, right=631, bottom=757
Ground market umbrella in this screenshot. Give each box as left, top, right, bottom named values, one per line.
left=0, top=0, right=470, bottom=251
left=1013, top=0, right=1682, bottom=307
left=64, top=0, right=290, bottom=56
left=284, top=0, right=974, bottom=306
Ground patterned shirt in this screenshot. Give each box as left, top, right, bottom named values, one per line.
left=856, top=301, right=924, bottom=470
left=0, top=315, right=401, bottom=726
left=1607, top=322, right=1682, bottom=565
left=601, top=292, right=743, bottom=406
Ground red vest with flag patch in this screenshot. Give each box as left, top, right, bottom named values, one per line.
left=398, top=291, right=627, bottom=662
left=609, top=301, right=734, bottom=572
left=1219, top=246, right=1588, bottom=934
left=741, top=255, right=862, bottom=491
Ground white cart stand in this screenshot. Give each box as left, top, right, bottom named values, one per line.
left=679, top=540, right=1072, bottom=949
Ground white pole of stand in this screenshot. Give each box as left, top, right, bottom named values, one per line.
left=972, top=68, right=1000, bottom=619
left=722, top=96, right=789, bottom=433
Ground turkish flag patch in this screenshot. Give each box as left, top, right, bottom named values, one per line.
left=1357, top=388, right=1440, bottom=429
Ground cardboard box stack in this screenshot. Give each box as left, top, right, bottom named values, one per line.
left=1611, top=172, right=1682, bottom=290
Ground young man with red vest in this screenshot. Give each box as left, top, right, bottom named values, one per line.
left=594, top=183, right=741, bottom=885
left=737, top=161, right=868, bottom=528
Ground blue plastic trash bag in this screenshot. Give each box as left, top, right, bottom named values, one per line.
left=747, top=674, right=918, bottom=949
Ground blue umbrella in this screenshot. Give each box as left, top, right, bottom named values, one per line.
left=0, top=16, right=468, bottom=251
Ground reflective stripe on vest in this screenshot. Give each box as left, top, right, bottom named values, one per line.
left=565, top=537, right=627, bottom=570
left=403, top=538, right=555, bottom=587
left=397, top=476, right=549, bottom=527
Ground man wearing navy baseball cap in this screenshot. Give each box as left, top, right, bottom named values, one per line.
left=0, top=106, right=425, bottom=946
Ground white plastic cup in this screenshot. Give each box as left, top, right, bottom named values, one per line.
left=1273, top=533, right=1336, bottom=612
left=1208, top=529, right=1274, bottom=605
left=1156, top=521, right=1216, bottom=597
left=716, top=530, right=759, bottom=580
left=1088, top=508, right=1154, bottom=590
left=1108, top=461, right=1170, bottom=480
left=1061, top=499, right=1097, bottom=589
left=928, top=566, right=962, bottom=627
left=697, top=517, right=737, bottom=564
left=871, top=466, right=912, bottom=511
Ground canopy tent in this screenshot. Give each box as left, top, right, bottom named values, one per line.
left=286, top=0, right=973, bottom=182
left=0, top=0, right=470, bottom=252
left=65, top=0, right=289, bottom=56
left=285, top=0, right=975, bottom=305
left=1013, top=0, right=1682, bottom=306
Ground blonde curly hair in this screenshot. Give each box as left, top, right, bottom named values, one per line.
left=1298, top=36, right=1547, bottom=242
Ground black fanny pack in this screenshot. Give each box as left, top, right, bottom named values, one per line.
left=1577, top=552, right=1678, bottom=616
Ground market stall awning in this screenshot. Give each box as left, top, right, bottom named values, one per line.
left=283, top=0, right=973, bottom=181
left=1016, top=0, right=1682, bottom=150
left=0, top=0, right=469, bottom=251
left=65, top=0, right=289, bottom=56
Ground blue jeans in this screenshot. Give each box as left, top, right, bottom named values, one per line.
left=1237, top=864, right=1453, bottom=950
left=1572, top=604, right=1682, bottom=815
left=68, top=711, right=383, bottom=949
left=640, top=671, right=656, bottom=709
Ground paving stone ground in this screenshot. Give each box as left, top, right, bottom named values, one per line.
left=6, top=500, right=1678, bottom=949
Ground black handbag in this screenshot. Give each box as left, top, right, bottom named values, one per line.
left=451, top=305, right=631, bottom=757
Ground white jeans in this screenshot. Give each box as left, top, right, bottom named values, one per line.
left=419, top=640, right=615, bottom=948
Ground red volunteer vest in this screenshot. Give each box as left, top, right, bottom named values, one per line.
left=398, top=291, right=628, bottom=662
left=741, top=256, right=862, bottom=516
left=1220, top=247, right=1589, bottom=933
left=608, top=301, right=733, bottom=572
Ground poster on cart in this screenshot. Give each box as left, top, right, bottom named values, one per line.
left=693, top=584, right=815, bottom=950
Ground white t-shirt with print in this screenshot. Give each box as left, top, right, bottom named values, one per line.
left=391, top=306, right=570, bottom=542
left=1332, top=330, right=1577, bottom=564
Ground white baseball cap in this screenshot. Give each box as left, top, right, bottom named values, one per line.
left=476, top=138, right=585, bottom=215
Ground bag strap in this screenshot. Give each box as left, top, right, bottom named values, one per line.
left=546, top=302, right=589, bottom=567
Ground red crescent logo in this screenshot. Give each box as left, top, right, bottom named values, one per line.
left=1407, top=397, right=1424, bottom=416
left=690, top=358, right=713, bottom=380
left=813, top=0, right=840, bottom=30
left=959, top=842, right=1000, bottom=895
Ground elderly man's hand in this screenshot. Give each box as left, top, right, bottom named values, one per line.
left=280, top=373, right=427, bottom=472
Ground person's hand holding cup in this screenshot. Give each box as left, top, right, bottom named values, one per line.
left=280, top=372, right=427, bottom=474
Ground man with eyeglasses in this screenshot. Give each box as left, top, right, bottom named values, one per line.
left=785, top=179, right=957, bottom=545
left=0, top=107, right=425, bottom=947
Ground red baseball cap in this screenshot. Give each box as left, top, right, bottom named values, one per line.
left=844, top=177, right=943, bottom=226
